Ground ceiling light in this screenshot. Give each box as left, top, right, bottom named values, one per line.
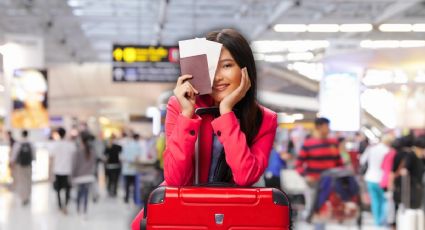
left=360, top=40, right=425, bottom=48
left=292, top=113, right=304, bottom=120
left=251, top=41, right=287, bottom=53
left=339, top=24, right=373, bottom=32
left=307, top=24, right=339, bottom=32
left=67, top=0, right=84, bottom=7
left=72, top=9, right=83, bottom=16
left=363, top=69, right=393, bottom=86
left=253, top=53, right=265, bottom=61
left=360, top=40, right=399, bottom=49
left=379, top=24, right=412, bottom=32
left=274, top=24, right=307, bottom=32
left=412, top=24, right=425, bottom=32
left=252, top=40, right=329, bottom=53
left=264, top=55, right=286, bottom=63
left=287, top=52, right=314, bottom=61
left=399, top=40, right=425, bottom=48
left=393, top=69, right=408, bottom=84
left=287, top=40, right=330, bottom=52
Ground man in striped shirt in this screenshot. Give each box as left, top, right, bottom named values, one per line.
left=295, top=117, right=343, bottom=224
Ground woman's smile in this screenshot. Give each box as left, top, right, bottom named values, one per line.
left=213, top=83, right=230, bottom=92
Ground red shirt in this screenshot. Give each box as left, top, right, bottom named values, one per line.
left=295, top=137, right=343, bottom=180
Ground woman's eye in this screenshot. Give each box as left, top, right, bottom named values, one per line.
left=223, top=64, right=232, bottom=68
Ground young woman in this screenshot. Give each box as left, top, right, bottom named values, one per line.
left=131, top=28, right=277, bottom=229
left=73, top=134, right=96, bottom=219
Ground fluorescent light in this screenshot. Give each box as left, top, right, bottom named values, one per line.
left=379, top=24, right=412, bottom=32
left=415, top=70, right=425, bottom=83
left=287, top=40, right=330, bottom=52
left=253, top=53, right=265, bottom=61
left=287, top=52, right=314, bottom=61
left=264, top=55, right=285, bottom=63
left=412, top=24, right=425, bottom=32
left=251, top=41, right=287, bottom=53
left=307, top=24, right=339, bottom=32
left=251, top=40, right=329, bottom=53
left=363, top=69, right=393, bottom=86
left=72, top=9, right=83, bottom=16
left=361, top=40, right=425, bottom=48
left=67, top=0, right=84, bottom=7
left=292, top=113, right=304, bottom=120
left=360, top=40, right=399, bottom=49
left=274, top=24, right=307, bottom=32
left=393, top=70, right=408, bottom=84
left=399, top=40, right=425, bottom=47
left=339, top=24, right=372, bottom=32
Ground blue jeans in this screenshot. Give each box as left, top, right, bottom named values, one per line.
left=367, top=181, right=386, bottom=226
left=77, top=183, right=90, bottom=213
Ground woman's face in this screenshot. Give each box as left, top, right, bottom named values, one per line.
left=211, top=47, right=242, bottom=104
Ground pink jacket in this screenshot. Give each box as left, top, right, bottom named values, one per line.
left=164, top=95, right=277, bottom=186
left=380, top=148, right=396, bottom=188
left=131, top=95, right=277, bottom=230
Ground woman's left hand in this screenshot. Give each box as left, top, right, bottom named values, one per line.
left=219, top=67, right=251, bottom=115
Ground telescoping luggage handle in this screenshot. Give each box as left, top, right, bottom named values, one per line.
left=401, top=173, right=411, bottom=210
left=194, top=107, right=220, bottom=185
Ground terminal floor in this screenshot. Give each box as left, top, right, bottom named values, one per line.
left=0, top=183, right=389, bottom=230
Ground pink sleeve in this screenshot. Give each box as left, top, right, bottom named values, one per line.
left=211, top=111, right=277, bottom=186
left=131, top=209, right=144, bottom=230
left=163, top=97, right=201, bottom=186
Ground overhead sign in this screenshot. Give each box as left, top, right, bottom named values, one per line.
left=112, top=45, right=180, bottom=82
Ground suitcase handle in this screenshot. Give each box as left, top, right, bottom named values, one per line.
left=198, top=182, right=236, bottom=187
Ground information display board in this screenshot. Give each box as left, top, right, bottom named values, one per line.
left=112, top=45, right=180, bottom=82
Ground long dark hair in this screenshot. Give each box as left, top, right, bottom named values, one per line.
left=81, top=135, right=92, bottom=160
left=206, top=29, right=262, bottom=145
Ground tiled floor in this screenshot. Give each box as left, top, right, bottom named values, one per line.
left=0, top=182, right=390, bottom=230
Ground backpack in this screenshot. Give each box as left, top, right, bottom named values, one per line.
left=17, top=142, right=33, bottom=166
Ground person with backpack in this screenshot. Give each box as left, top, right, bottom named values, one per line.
left=10, top=130, right=35, bottom=206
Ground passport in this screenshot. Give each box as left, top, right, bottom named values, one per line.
left=179, top=54, right=212, bottom=95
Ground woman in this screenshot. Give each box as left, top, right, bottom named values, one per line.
left=131, top=28, right=277, bottom=229
left=360, top=134, right=393, bottom=226
left=73, top=134, right=96, bottom=219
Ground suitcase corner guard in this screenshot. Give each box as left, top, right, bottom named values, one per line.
left=149, top=186, right=166, bottom=204
left=272, top=188, right=289, bottom=206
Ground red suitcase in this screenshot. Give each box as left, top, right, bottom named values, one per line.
left=139, top=107, right=291, bottom=229
left=141, top=185, right=291, bottom=229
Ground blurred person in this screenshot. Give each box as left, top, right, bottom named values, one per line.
left=155, top=132, right=166, bottom=171
left=121, top=133, right=142, bottom=204
left=338, top=137, right=352, bottom=169
left=400, top=135, right=424, bottom=205
left=103, top=134, right=122, bottom=197
left=295, top=117, right=343, bottom=229
left=360, top=134, right=394, bottom=226
left=387, top=134, right=415, bottom=228
left=264, top=146, right=289, bottom=189
left=6, top=130, right=15, bottom=150
left=10, top=130, right=35, bottom=206
left=72, top=134, right=96, bottom=219
left=50, top=127, right=77, bottom=214
left=131, top=28, right=278, bottom=229
left=7, top=130, right=16, bottom=190
left=357, top=132, right=369, bottom=155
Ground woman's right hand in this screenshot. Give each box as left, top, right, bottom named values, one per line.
left=173, top=75, right=199, bottom=118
